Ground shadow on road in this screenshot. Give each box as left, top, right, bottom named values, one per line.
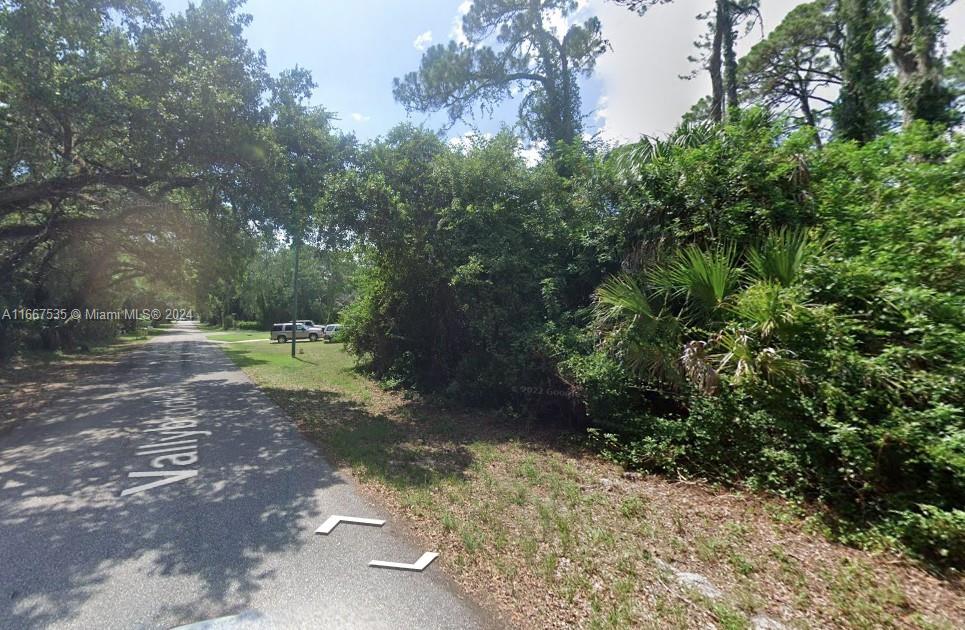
left=0, top=335, right=344, bottom=628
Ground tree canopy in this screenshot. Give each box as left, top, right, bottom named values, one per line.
left=393, top=0, right=608, bottom=149
left=738, top=0, right=842, bottom=132
left=0, top=0, right=268, bottom=252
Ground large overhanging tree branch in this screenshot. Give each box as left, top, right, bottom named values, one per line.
left=0, top=173, right=198, bottom=214
left=0, top=0, right=270, bottom=258
left=393, top=0, right=608, bottom=149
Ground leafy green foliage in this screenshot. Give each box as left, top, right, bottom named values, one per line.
left=585, top=119, right=964, bottom=566
left=649, top=243, right=741, bottom=319
left=601, top=109, right=816, bottom=251
left=323, top=126, right=604, bottom=404
left=831, top=0, right=891, bottom=141
left=594, top=273, right=682, bottom=385
left=890, top=0, right=957, bottom=127
left=746, top=227, right=814, bottom=287
left=0, top=1, right=272, bottom=353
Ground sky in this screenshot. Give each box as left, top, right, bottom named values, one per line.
left=159, top=0, right=965, bottom=146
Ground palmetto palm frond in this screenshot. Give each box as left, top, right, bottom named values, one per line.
left=594, top=272, right=654, bottom=324
left=728, top=281, right=811, bottom=339
left=711, top=327, right=804, bottom=387
left=594, top=273, right=683, bottom=384
left=681, top=340, right=720, bottom=394
left=649, top=243, right=742, bottom=320
left=746, top=226, right=814, bottom=287
left=608, top=120, right=721, bottom=184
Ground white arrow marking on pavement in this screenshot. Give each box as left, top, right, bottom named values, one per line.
left=315, top=514, right=386, bottom=535
left=368, top=552, right=439, bottom=572
left=120, top=470, right=198, bottom=496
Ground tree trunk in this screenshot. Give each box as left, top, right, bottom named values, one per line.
left=891, top=0, right=918, bottom=127
left=722, top=2, right=739, bottom=120
left=890, top=0, right=953, bottom=125
left=798, top=87, right=823, bottom=147
left=709, top=0, right=726, bottom=122
left=832, top=0, right=887, bottom=142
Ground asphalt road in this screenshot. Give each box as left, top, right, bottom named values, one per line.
left=0, top=322, right=494, bottom=629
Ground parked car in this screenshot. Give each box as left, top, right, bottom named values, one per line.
left=270, top=322, right=321, bottom=343
left=322, top=324, right=342, bottom=341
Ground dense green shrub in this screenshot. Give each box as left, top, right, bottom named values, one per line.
left=601, top=111, right=817, bottom=255
left=329, top=117, right=963, bottom=565
left=327, top=127, right=606, bottom=405
left=586, top=120, right=964, bottom=566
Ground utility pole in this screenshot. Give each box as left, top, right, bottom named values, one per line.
left=291, top=197, right=300, bottom=359
left=291, top=235, right=299, bottom=358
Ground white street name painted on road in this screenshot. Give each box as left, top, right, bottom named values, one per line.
left=369, top=551, right=439, bottom=572
left=121, top=384, right=205, bottom=496
left=315, top=514, right=386, bottom=535
left=120, top=470, right=198, bottom=496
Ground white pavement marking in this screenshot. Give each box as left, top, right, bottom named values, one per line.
left=120, top=383, right=205, bottom=497
left=120, top=470, right=198, bottom=496
left=170, top=610, right=265, bottom=629
left=368, top=551, right=439, bottom=572
left=315, top=514, right=386, bottom=535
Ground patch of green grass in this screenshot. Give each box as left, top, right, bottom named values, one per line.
left=589, top=526, right=616, bottom=550
left=516, top=457, right=541, bottom=485
left=441, top=512, right=458, bottom=533
left=461, top=526, right=484, bottom=554
left=707, top=601, right=748, bottom=630
left=538, top=552, right=559, bottom=579
left=695, top=535, right=725, bottom=563
left=652, top=593, right=689, bottom=628
left=205, top=330, right=268, bottom=342
left=825, top=558, right=910, bottom=629
left=217, top=338, right=371, bottom=402
left=519, top=535, right=539, bottom=561
left=620, top=496, right=648, bottom=519
left=588, top=578, right=638, bottom=629
left=728, top=551, right=756, bottom=577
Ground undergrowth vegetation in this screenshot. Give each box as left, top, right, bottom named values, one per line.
left=332, top=116, right=964, bottom=567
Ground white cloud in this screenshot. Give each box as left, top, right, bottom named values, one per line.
left=546, top=0, right=591, bottom=37
left=588, top=0, right=804, bottom=144
left=350, top=112, right=370, bottom=123
left=518, top=141, right=545, bottom=167
left=447, top=130, right=493, bottom=152
left=413, top=30, right=433, bottom=52
left=451, top=0, right=472, bottom=46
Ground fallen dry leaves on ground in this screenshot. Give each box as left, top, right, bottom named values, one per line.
left=265, top=379, right=965, bottom=629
